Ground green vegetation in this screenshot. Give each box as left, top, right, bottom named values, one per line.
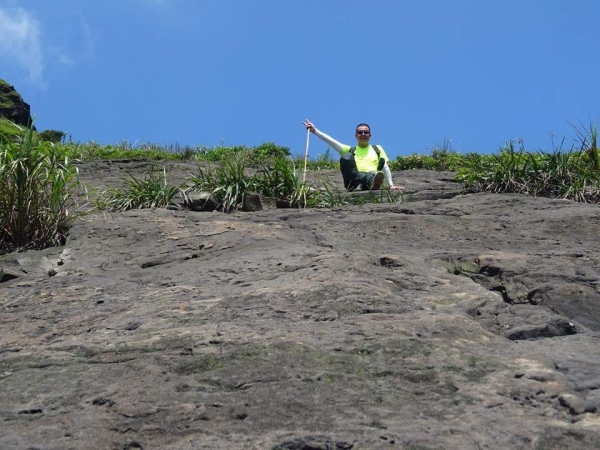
left=193, top=141, right=290, bottom=165
left=293, top=146, right=339, bottom=171
left=573, top=120, right=599, bottom=171
left=0, top=118, right=25, bottom=143
left=457, top=126, right=600, bottom=202
left=389, top=139, right=482, bottom=172
left=37, top=129, right=67, bottom=143
left=255, top=155, right=310, bottom=208
left=190, top=158, right=259, bottom=213
left=62, top=140, right=187, bottom=161
left=391, top=125, right=600, bottom=205
left=51, top=140, right=293, bottom=164
left=0, top=127, right=80, bottom=253
left=0, top=78, right=17, bottom=109
left=96, top=165, right=181, bottom=212
left=390, top=149, right=484, bottom=172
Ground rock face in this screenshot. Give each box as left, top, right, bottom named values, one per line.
left=0, top=78, right=33, bottom=127
left=1, top=162, right=600, bottom=449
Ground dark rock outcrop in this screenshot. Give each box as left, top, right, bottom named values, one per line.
left=0, top=78, right=34, bottom=128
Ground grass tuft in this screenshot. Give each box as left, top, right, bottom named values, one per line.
left=0, top=126, right=81, bottom=253
left=190, top=159, right=258, bottom=213
left=96, top=165, right=181, bottom=211
left=456, top=125, right=600, bottom=203
left=257, top=155, right=314, bottom=208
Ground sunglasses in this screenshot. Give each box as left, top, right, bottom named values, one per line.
left=356, top=130, right=371, bottom=136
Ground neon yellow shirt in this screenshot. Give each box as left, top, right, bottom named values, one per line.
left=340, top=144, right=390, bottom=173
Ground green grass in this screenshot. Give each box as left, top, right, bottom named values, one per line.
left=256, top=155, right=314, bottom=208
left=0, top=117, right=69, bottom=146
left=95, top=165, right=182, bottom=211
left=193, top=141, right=291, bottom=165
left=389, top=149, right=486, bottom=172
left=190, top=158, right=258, bottom=213
left=384, top=122, right=600, bottom=205
left=50, top=140, right=293, bottom=165
left=189, top=155, right=316, bottom=212
left=292, top=146, right=339, bottom=171
left=0, top=118, right=25, bottom=143
left=572, top=120, right=599, bottom=171
left=59, top=140, right=186, bottom=161
left=456, top=134, right=600, bottom=203
left=0, top=126, right=81, bottom=252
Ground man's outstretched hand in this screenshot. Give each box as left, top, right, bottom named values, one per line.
left=390, top=185, right=405, bottom=190
left=303, top=119, right=315, bottom=133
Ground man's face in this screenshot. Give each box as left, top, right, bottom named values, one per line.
left=355, top=126, right=371, bottom=146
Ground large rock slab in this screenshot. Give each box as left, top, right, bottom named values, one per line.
left=2, top=165, right=600, bottom=449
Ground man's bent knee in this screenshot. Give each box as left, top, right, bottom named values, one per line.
left=340, top=152, right=354, bottom=163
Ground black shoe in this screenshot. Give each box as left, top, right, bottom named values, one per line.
left=371, top=172, right=384, bottom=190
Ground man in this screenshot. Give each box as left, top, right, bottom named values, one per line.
left=303, top=120, right=403, bottom=191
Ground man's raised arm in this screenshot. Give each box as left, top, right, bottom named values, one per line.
left=303, top=119, right=347, bottom=154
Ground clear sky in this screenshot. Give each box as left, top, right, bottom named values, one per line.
left=1, top=0, right=598, bottom=159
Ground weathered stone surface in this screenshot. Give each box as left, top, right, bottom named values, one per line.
left=272, top=436, right=354, bottom=450
left=242, top=192, right=263, bottom=212
left=0, top=266, right=22, bottom=283
left=504, top=316, right=578, bottom=341
left=181, top=191, right=218, bottom=211
left=559, top=393, right=586, bottom=415
left=1, top=162, right=600, bottom=449
left=585, top=391, right=600, bottom=413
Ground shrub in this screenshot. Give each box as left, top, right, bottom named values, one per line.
left=194, top=142, right=291, bottom=166
left=38, top=129, right=67, bottom=143
left=389, top=153, right=439, bottom=171
left=389, top=138, right=486, bottom=172
left=195, top=145, right=248, bottom=163
left=389, top=151, right=482, bottom=172
left=251, top=142, right=290, bottom=161
left=0, top=127, right=80, bottom=253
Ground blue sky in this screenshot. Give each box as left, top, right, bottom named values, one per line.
left=0, top=0, right=598, bottom=159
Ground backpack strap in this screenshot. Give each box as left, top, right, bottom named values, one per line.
left=372, top=145, right=381, bottom=158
